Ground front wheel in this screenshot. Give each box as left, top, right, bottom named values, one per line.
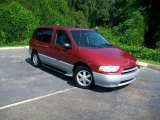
left=73, top=66, right=94, bottom=89
left=31, top=52, right=41, bottom=67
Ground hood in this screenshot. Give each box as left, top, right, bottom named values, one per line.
left=79, top=47, right=136, bottom=67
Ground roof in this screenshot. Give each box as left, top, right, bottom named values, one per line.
left=38, top=25, right=92, bottom=31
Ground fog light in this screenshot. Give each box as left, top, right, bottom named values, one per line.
left=112, top=83, right=118, bottom=86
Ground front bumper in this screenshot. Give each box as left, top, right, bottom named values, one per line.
left=93, top=67, right=140, bottom=88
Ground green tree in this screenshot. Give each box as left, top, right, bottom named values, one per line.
left=119, top=10, right=146, bottom=45
left=0, top=1, right=39, bottom=43
left=16, top=0, right=70, bottom=25
left=140, top=0, right=160, bottom=48
left=70, top=10, right=89, bottom=27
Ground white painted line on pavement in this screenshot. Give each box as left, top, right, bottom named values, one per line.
left=0, top=87, right=76, bottom=110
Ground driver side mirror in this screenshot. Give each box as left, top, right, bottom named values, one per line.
left=63, top=43, right=72, bottom=49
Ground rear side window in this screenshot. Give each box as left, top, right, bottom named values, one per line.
left=32, top=28, right=53, bottom=43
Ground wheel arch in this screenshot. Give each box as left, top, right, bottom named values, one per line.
left=73, top=62, right=91, bottom=73
left=31, top=49, right=38, bottom=54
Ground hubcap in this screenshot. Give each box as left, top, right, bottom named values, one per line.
left=33, top=54, right=38, bottom=65
left=77, top=70, right=92, bottom=87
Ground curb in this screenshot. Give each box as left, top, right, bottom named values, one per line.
left=0, top=46, right=29, bottom=50
left=138, top=61, right=160, bottom=70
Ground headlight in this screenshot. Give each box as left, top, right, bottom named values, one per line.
left=99, top=66, right=120, bottom=72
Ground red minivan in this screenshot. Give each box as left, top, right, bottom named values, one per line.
left=29, top=26, right=140, bottom=89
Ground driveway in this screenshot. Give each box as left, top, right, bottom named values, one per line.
left=0, top=48, right=160, bottom=120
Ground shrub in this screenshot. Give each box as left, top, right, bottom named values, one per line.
left=117, top=44, right=160, bottom=63
left=97, top=27, right=120, bottom=45
left=0, top=1, right=39, bottom=43
left=0, top=30, right=6, bottom=42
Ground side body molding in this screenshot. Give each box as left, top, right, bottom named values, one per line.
left=38, top=53, right=74, bottom=76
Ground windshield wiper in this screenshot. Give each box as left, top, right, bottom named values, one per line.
left=97, top=43, right=112, bottom=48
left=86, top=45, right=98, bottom=47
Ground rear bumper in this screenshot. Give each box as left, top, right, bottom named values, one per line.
left=93, top=68, right=140, bottom=88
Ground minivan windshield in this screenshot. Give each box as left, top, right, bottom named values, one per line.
left=71, top=30, right=111, bottom=48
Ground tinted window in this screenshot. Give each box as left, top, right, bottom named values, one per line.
left=54, top=30, right=71, bottom=46
left=32, top=28, right=53, bottom=43
left=32, top=28, right=38, bottom=39
left=71, top=30, right=111, bottom=48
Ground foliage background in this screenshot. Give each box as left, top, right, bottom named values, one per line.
left=0, top=0, right=160, bottom=62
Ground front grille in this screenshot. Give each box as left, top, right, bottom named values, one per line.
left=120, top=78, right=134, bottom=84
left=122, top=66, right=138, bottom=74
left=123, top=66, right=135, bottom=70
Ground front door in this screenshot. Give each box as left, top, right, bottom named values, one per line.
left=49, top=30, right=77, bottom=75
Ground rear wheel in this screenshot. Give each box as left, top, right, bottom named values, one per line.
left=73, top=66, right=94, bottom=89
left=31, top=51, right=41, bottom=67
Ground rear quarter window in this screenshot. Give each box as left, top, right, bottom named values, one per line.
left=32, top=28, right=53, bottom=43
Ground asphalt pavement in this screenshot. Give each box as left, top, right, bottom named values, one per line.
left=0, top=48, right=160, bottom=120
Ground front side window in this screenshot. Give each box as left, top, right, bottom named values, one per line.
left=71, top=30, right=111, bottom=48
left=54, top=30, right=71, bottom=46
left=32, top=28, right=53, bottom=43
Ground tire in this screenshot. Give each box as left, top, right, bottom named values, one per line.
left=31, top=51, right=41, bottom=67
left=73, top=66, right=94, bottom=89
